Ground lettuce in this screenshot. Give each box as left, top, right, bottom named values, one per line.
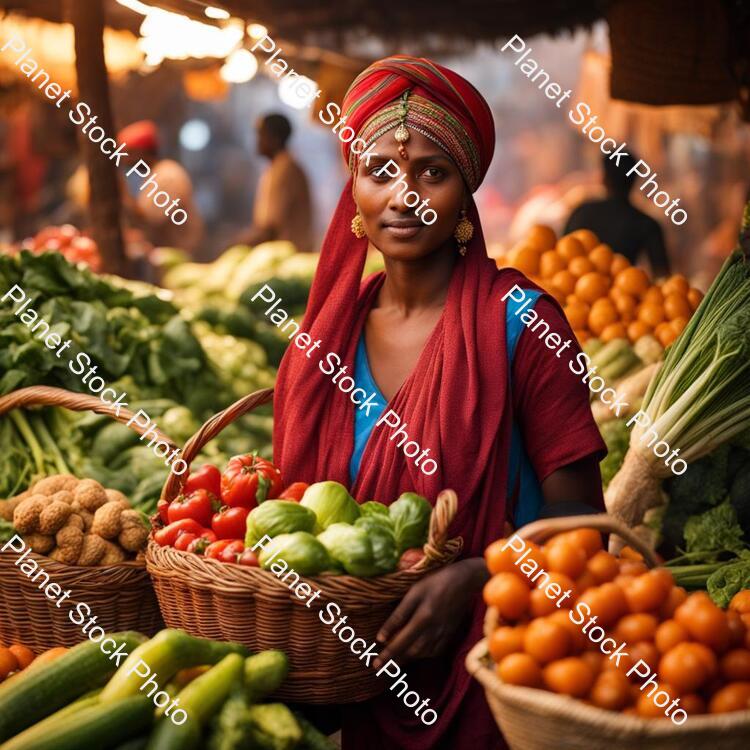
left=300, top=481, right=360, bottom=533
left=389, top=492, right=432, bottom=554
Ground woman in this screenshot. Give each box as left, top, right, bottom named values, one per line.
left=273, top=56, right=606, bottom=749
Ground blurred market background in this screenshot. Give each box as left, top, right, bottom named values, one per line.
left=1, top=0, right=750, bottom=526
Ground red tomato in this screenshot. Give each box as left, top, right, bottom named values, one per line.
left=211, top=506, right=250, bottom=540
left=205, top=539, right=245, bottom=563
left=239, top=549, right=260, bottom=567
left=398, top=548, right=426, bottom=570
left=157, top=498, right=170, bottom=525
left=278, top=482, right=309, bottom=502
left=167, top=489, right=217, bottom=528
left=176, top=528, right=216, bottom=553
left=153, top=519, right=205, bottom=547
left=184, top=464, right=222, bottom=499
left=221, top=454, right=283, bottom=509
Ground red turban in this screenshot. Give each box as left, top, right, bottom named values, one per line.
left=117, top=120, right=159, bottom=151
left=341, top=55, right=495, bottom=191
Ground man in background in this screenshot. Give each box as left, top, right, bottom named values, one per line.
left=565, top=152, right=670, bottom=277
left=242, top=113, right=312, bottom=252
left=118, top=120, right=204, bottom=254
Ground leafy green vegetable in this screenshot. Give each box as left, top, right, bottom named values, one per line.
left=707, top=552, right=750, bottom=607
left=359, top=500, right=390, bottom=519
left=684, top=499, right=746, bottom=560
left=355, top=517, right=398, bottom=574
left=300, top=482, right=360, bottom=533
left=0, top=518, right=15, bottom=543
left=389, top=492, right=432, bottom=554
left=317, top=523, right=379, bottom=577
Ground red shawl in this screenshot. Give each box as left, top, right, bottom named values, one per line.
left=272, top=57, right=526, bottom=749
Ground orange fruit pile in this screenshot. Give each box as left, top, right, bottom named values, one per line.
left=483, top=530, right=750, bottom=717
left=497, top=226, right=704, bottom=347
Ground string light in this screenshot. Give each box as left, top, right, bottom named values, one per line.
left=220, top=49, right=259, bottom=83
left=205, top=6, right=230, bottom=20
left=247, top=23, right=268, bottom=39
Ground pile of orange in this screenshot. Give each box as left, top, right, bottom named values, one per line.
left=483, top=529, right=750, bottom=717
left=497, top=226, right=704, bottom=347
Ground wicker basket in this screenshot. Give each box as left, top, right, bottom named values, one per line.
left=146, top=387, right=463, bottom=704
left=466, top=514, right=750, bottom=750
left=0, top=386, right=169, bottom=651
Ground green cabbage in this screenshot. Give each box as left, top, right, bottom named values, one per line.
left=317, top=523, right=378, bottom=577
left=300, top=481, right=360, bottom=533
left=245, top=500, right=316, bottom=547
left=355, top=517, right=398, bottom=574
left=258, top=532, right=330, bottom=576
left=359, top=500, right=389, bottom=518
left=389, top=492, right=432, bottom=553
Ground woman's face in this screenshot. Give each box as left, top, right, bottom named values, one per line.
left=353, top=129, right=467, bottom=261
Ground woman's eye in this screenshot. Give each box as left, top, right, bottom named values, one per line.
left=367, top=166, right=390, bottom=181
left=421, top=167, right=444, bottom=180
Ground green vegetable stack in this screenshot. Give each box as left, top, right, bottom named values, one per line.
left=244, top=483, right=433, bottom=577
left=0, top=628, right=334, bottom=750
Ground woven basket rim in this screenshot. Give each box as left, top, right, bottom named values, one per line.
left=467, top=638, right=750, bottom=734
left=1, top=548, right=147, bottom=574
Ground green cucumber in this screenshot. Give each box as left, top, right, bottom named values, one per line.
left=245, top=704, right=302, bottom=750
left=100, top=630, right=248, bottom=703
left=0, top=631, right=146, bottom=742
left=146, top=654, right=244, bottom=750
left=1, top=695, right=152, bottom=750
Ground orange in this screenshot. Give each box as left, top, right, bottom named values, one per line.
left=575, top=272, right=610, bottom=304
left=483, top=573, right=531, bottom=620
left=489, top=625, right=527, bottom=662
left=497, top=653, right=543, bottom=688
left=627, top=320, right=651, bottom=343
left=573, top=329, right=590, bottom=344
left=565, top=293, right=579, bottom=306
left=638, top=301, right=665, bottom=328
left=525, top=224, right=557, bottom=251
left=564, top=300, right=590, bottom=330
left=568, top=255, right=595, bottom=278
left=556, top=235, right=587, bottom=261
left=663, top=292, right=691, bottom=321
left=661, top=274, right=690, bottom=297
left=588, top=243, right=614, bottom=274
left=687, top=288, right=704, bottom=310
left=642, top=287, right=664, bottom=305
left=539, top=250, right=566, bottom=279
left=610, top=253, right=630, bottom=276
left=588, top=298, right=618, bottom=336
left=569, top=229, right=599, bottom=252
left=615, top=266, right=649, bottom=297
left=551, top=269, right=577, bottom=296
left=654, top=322, right=676, bottom=348
left=600, top=322, right=628, bottom=343
left=612, top=292, right=637, bottom=322
left=509, top=245, right=541, bottom=276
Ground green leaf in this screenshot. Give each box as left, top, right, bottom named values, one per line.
left=684, top=499, right=746, bottom=561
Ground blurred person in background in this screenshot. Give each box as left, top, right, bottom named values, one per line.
left=565, top=151, right=671, bottom=277
left=240, top=113, right=312, bottom=252
left=118, top=120, right=204, bottom=254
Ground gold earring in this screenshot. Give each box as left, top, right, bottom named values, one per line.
left=351, top=212, right=366, bottom=239
left=454, top=210, right=473, bottom=256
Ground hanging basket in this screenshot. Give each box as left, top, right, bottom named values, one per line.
left=146, top=387, right=463, bottom=703
left=0, top=386, right=169, bottom=651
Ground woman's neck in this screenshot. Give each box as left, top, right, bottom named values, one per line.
left=377, top=244, right=456, bottom=314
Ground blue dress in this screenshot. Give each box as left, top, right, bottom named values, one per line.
left=349, top=290, right=545, bottom=526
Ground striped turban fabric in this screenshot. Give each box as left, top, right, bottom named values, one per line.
left=340, top=55, right=495, bottom=192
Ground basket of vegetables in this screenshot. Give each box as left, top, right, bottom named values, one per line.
left=0, top=386, right=171, bottom=651
left=146, top=387, right=462, bottom=704
left=466, top=515, right=750, bottom=750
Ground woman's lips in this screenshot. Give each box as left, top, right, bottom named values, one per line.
left=382, top=220, right=424, bottom=239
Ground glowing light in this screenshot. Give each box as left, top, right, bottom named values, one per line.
left=180, top=119, right=211, bottom=151
left=116, top=0, right=151, bottom=13
left=205, top=6, right=230, bottom=20
left=247, top=23, right=268, bottom=39
left=220, top=49, right=258, bottom=84
left=278, top=75, right=318, bottom=109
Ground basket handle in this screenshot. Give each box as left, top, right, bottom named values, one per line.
left=515, top=513, right=659, bottom=568
left=415, top=489, right=463, bottom=570
left=161, top=387, right=274, bottom=503
left=0, top=385, right=176, bottom=447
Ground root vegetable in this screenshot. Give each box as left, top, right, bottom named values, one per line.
left=13, top=496, right=46, bottom=534
left=73, top=479, right=107, bottom=512
left=105, top=489, right=130, bottom=506
left=118, top=510, right=148, bottom=552
left=33, top=475, right=78, bottom=495
left=100, top=540, right=126, bottom=565
left=53, top=526, right=84, bottom=564
left=91, top=502, right=123, bottom=539
left=49, top=490, right=74, bottom=506
left=78, top=534, right=108, bottom=566
left=24, top=533, right=55, bottom=555
left=38, top=501, right=73, bottom=534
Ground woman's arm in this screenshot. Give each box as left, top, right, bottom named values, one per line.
left=538, top=453, right=604, bottom=518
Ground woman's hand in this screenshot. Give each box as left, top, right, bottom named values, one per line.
left=374, top=558, right=489, bottom=668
